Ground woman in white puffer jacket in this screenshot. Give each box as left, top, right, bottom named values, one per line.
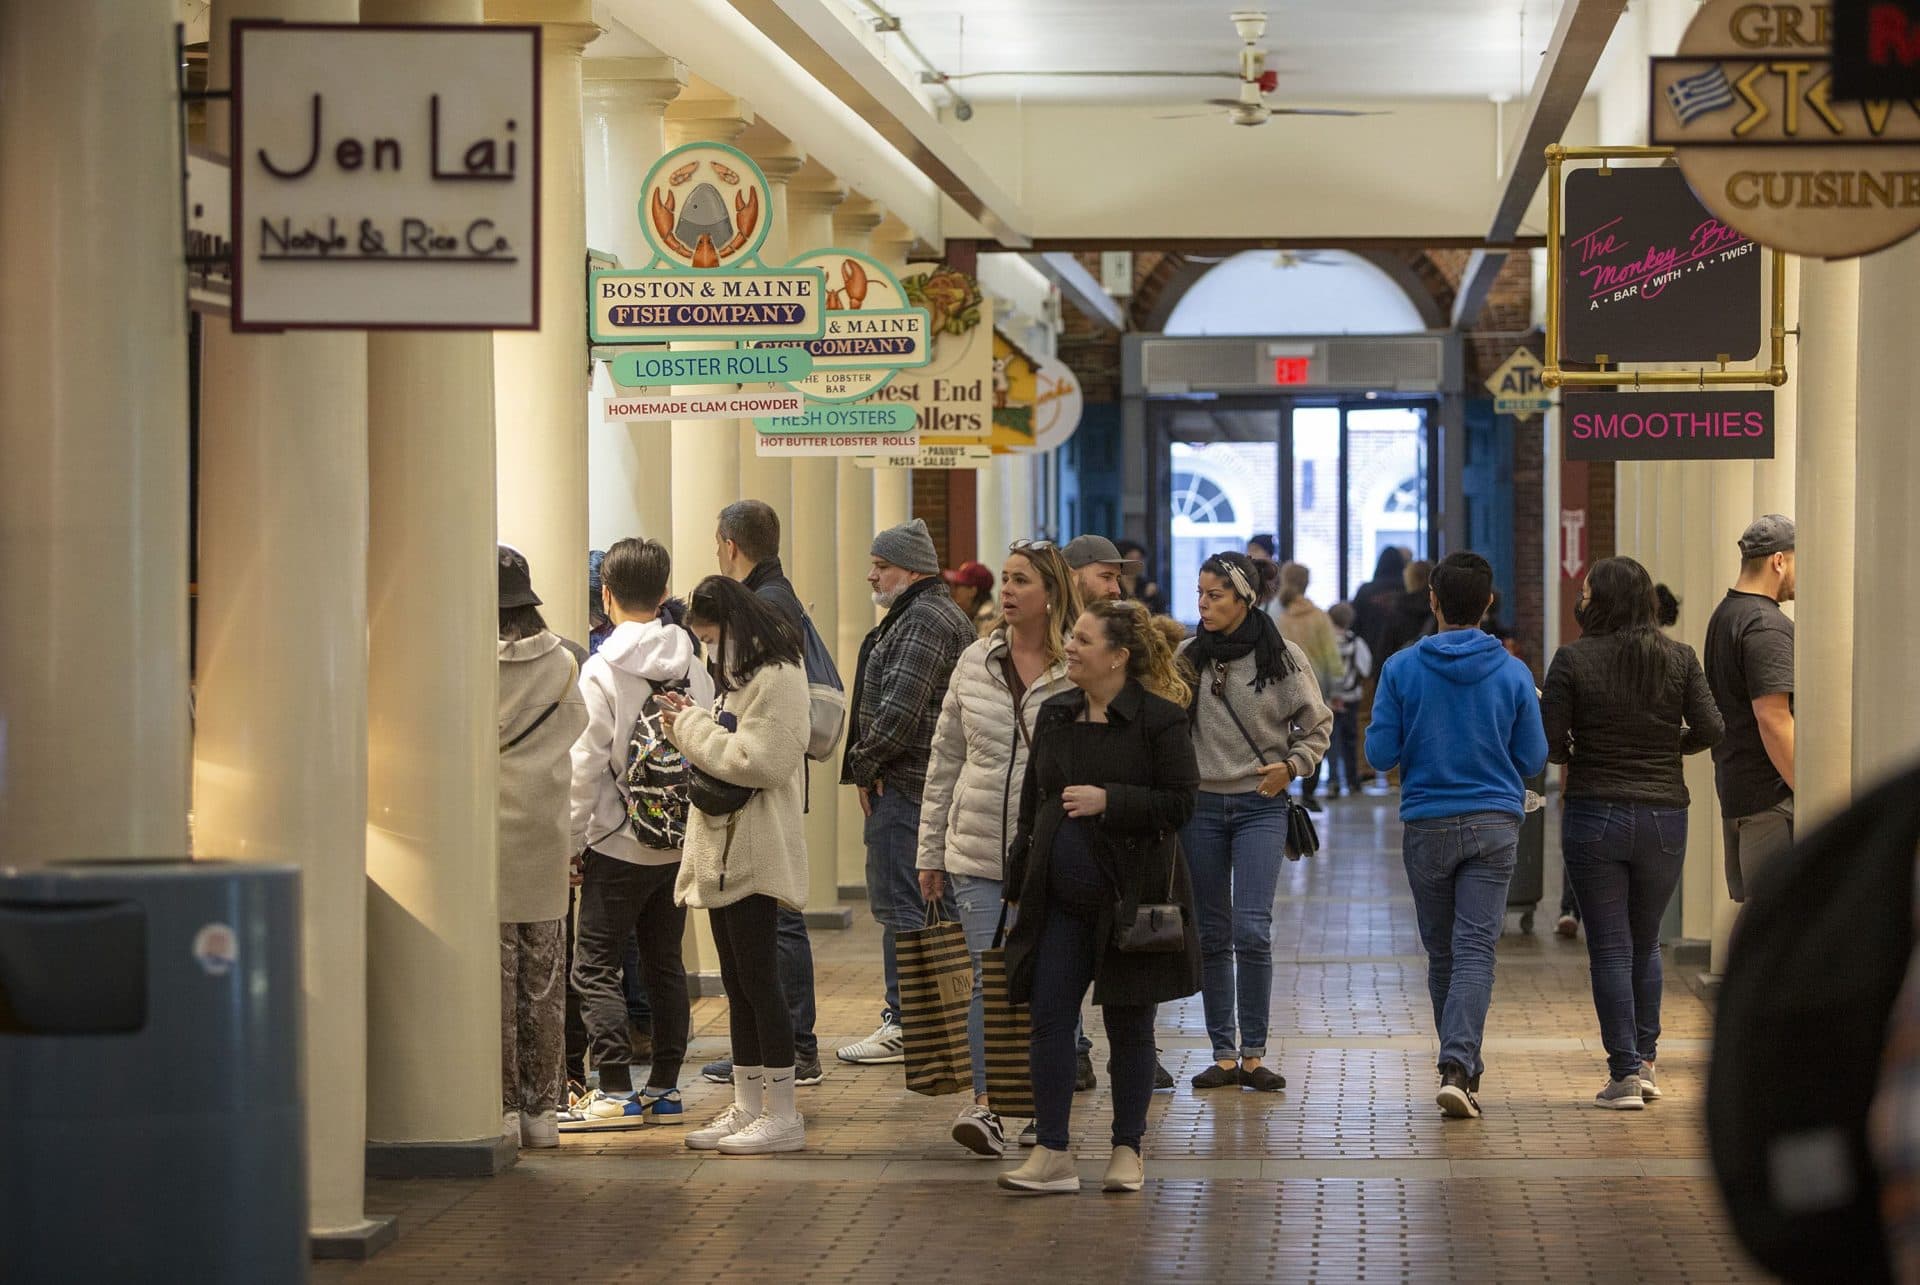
left=916, top=541, right=1082, bottom=1157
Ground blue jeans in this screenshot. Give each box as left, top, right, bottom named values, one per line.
left=776, top=907, right=819, bottom=1063
left=948, top=873, right=1005, bottom=1099
left=1330, top=708, right=1362, bottom=793
left=1181, top=790, right=1291, bottom=1061
left=865, top=787, right=942, bottom=1023
left=1401, top=812, right=1519, bottom=1078
left=1029, top=905, right=1156, bottom=1152
left=1561, top=800, right=1687, bottom=1082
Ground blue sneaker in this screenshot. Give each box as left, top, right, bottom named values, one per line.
left=636, top=1088, right=684, bottom=1126
left=558, top=1089, right=650, bottom=1132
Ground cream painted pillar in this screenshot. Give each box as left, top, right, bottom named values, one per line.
left=870, top=217, right=918, bottom=534
left=786, top=175, right=849, bottom=909
left=1752, top=254, right=1801, bottom=518
left=1853, top=235, right=1920, bottom=786
left=833, top=195, right=884, bottom=893
left=1707, top=459, right=1757, bottom=972
left=358, top=0, right=504, bottom=1166
left=977, top=457, right=1008, bottom=563
left=1615, top=462, right=1643, bottom=562
left=1794, top=258, right=1860, bottom=826
left=664, top=98, right=752, bottom=981
left=1675, top=461, right=1719, bottom=944
left=197, top=0, right=376, bottom=1243
left=737, top=125, right=803, bottom=536
left=490, top=1, right=595, bottom=644
left=584, top=57, right=684, bottom=549
left=0, top=0, right=190, bottom=867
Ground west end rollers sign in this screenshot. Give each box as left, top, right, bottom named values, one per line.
left=589, top=143, right=827, bottom=344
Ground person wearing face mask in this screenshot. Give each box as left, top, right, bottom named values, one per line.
left=837, top=519, right=978, bottom=1066
left=915, top=543, right=1082, bottom=1157
left=1542, top=557, right=1722, bottom=1110
left=996, top=600, right=1200, bottom=1195
left=1176, top=551, right=1332, bottom=1095
left=1704, top=516, right=1798, bottom=905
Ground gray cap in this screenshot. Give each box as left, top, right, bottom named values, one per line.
left=871, top=518, right=940, bottom=575
left=1063, top=534, right=1142, bottom=571
left=1738, top=514, right=1795, bottom=560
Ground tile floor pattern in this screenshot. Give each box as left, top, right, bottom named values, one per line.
left=319, top=796, right=1764, bottom=1283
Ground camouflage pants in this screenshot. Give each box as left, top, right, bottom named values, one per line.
left=501, top=919, right=565, bottom=1116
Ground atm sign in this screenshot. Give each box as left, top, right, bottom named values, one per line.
left=1273, top=356, right=1312, bottom=385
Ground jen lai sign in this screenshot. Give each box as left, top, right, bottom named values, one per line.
left=231, top=22, right=540, bottom=331
left=1563, top=391, right=1775, bottom=461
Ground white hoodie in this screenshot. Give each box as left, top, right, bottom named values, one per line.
left=569, top=618, right=717, bottom=866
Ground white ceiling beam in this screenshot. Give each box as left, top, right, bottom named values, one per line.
left=1453, top=0, right=1628, bottom=329
left=1029, top=252, right=1125, bottom=331
left=718, top=0, right=1033, bottom=248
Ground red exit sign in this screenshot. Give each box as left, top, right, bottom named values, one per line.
left=1273, top=356, right=1312, bottom=385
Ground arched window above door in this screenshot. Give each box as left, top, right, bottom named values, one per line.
left=1164, top=250, right=1429, bottom=336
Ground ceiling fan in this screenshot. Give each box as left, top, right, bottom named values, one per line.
left=1158, top=10, right=1388, bottom=127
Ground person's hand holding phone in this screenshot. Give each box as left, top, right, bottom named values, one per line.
left=655, top=689, right=693, bottom=730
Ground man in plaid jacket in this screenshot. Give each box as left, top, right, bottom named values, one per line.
left=837, top=518, right=976, bottom=1065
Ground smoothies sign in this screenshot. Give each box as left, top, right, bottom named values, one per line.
left=589, top=142, right=827, bottom=344
left=1651, top=0, right=1920, bottom=256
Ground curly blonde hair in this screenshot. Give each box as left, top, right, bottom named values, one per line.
left=1087, top=599, right=1192, bottom=707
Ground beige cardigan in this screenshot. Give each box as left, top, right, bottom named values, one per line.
left=667, top=661, right=810, bottom=911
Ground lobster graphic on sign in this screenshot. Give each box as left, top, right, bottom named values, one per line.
left=641, top=144, right=766, bottom=269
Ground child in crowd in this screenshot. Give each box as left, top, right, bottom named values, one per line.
left=1326, top=602, right=1371, bottom=797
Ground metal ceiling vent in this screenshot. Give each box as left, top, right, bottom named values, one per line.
left=1127, top=334, right=1454, bottom=396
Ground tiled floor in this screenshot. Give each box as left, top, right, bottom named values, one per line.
left=318, top=795, right=1764, bottom=1283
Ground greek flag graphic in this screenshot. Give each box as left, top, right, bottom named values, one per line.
left=1666, top=64, right=1736, bottom=126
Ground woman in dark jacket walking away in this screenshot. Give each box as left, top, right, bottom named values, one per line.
left=1541, top=556, right=1723, bottom=1111
left=997, top=600, right=1200, bottom=1195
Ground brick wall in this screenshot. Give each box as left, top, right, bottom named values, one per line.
left=1515, top=416, right=1545, bottom=678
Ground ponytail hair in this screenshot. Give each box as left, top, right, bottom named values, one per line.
left=1087, top=599, right=1192, bottom=707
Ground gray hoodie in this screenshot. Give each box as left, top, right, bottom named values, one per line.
left=569, top=618, right=717, bottom=866
left=498, top=632, right=589, bottom=922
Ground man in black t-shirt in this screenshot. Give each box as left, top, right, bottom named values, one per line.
left=1703, top=515, right=1797, bottom=903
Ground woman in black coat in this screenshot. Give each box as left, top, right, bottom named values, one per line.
left=997, top=599, right=1200, bottom=1196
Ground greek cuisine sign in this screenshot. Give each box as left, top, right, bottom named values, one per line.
left=231, top=23, right=540, bottom=330
left=589, top=143, right=826, bottom=344
left=1563, top=391, right=1776, bottom=460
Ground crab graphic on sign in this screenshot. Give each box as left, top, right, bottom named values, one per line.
left=588, top=142, right=827, bottom=345
left=1488, top=346, right=1554, bottom=421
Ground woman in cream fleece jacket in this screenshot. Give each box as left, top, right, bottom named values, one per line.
left=661, top=576, right=812, bottom=1156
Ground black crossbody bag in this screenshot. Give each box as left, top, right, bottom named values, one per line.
left=1105, top=709, right=1187, bottom=954
left=1209, top=661, right=1321, bottom=860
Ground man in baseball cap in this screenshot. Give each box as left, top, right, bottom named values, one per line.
left=1704, top=514, right=1797, bottom=905
left=1062, top=534, right=1141, bottom=605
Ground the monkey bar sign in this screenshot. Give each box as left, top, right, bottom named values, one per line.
left=589, top=143, right=827, bottom=344
left=1650, top=0, right=1920, bottom=258
left=231, top=22, right=540, bottom=331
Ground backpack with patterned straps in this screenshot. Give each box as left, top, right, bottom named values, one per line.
left=614, top=678, right=690, bottom=849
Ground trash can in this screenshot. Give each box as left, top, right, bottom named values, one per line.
left=0, top=860, right=307, bottom=1284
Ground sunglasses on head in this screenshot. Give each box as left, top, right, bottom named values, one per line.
left=1009, top=539, right=1055, bottom=552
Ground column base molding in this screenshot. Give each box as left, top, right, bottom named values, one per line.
left=687, top=969, right=727, bottom=999
left=804, top=906, right=854, bottom=930
left=311, top=1215, right=398, bottom=1261
left=366, top=1133, right=517, bottom=1180
left=836, top=883, right=869, bottom=903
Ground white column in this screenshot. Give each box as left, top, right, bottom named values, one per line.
left=978, top=457, right=1007, bottom=559
left=1674, top=461, right=1718, bottom=944
left=1752, top=254, right=1800, bottom=518
left=870, top=217, right=918, bottom=534
left=197, top=0, right=374, bottom=1242
left=1794, top=258, right=1860, bottom=826
left=584, top=57, right=684, bottom=549
left=1615, top=462, right=1643, bottom=563
left=786, top=176, right=848, bottom=910
left=1853, top=235, right=1920, bottom=786
left=0, top=0, right=190, bottom=867
left=833, top=195, right=883, bottom=895
left=1707, top=459, right=1757, bottom=973
left=490, top=2, right=596, bottom=644
left=737, top=127, right=803, bottom=536
left=359, top=0, right=503, bottom=1164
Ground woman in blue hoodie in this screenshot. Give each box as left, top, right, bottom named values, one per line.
left=1366, top=552, right=1548, bottom=1120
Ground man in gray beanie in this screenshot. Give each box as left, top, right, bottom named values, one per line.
left=1704, top=514, right=1797, bottom=904
left=837, top=518, right=975, bottom=1064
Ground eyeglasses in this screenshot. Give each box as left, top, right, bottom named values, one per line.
left=1009, top=539, right=1056, bottom=552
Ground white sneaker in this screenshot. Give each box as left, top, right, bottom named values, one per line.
left=686, top=1103, right=756, bottom=1151
left=716, top=1111, right=806, bottom=1156
left=951, top=1106, right=1007, bottom=1157
left=520, top=1111, right=559, bottom=1148
left=1638, top=1063, right=1663, bottom=1101
left=836, top=1021, right=907, bottom=1065
left=501, top=1110, right=521, bottom=1145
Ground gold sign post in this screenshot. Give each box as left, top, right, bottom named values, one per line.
left=1543, top=143, right=1790, bottom=392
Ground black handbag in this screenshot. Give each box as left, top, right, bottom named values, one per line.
left=689, top=701, right=757, bottom=818
left=1113, top=837, right=1186, bottom=954
left=1210, top=661, right=1322, bottom=860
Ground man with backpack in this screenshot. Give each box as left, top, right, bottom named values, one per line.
left=699, top=499, right=842, bottom=1088
left=1366, top=551, right=1548, bottom=1121
left=562, top=538, right=714, bottom=1129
